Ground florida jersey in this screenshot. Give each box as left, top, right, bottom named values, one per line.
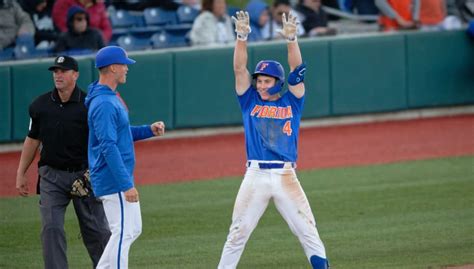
left=238, top=87, right=304, bottom=162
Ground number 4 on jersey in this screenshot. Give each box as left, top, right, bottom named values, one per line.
left=283, top=120, right=292, bottom=136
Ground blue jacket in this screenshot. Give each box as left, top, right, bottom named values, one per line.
left=85, top=81, right=153, bottom=197
left=468, top=20, right=474, bottom=38
left=246, top=0, right=268, bottom=42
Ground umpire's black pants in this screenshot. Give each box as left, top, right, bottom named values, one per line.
left=39, top=165, right=111, bottom=269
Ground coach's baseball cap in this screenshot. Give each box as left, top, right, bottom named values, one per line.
left=95, top=46, right=136, bottom=69
left=48, top=55, right=78, bottom=71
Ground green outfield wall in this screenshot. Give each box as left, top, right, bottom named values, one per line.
left=1, top=30, right=473, bottom=142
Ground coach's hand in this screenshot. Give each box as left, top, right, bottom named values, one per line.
left=232, top=10, right=251, bottom=41
left=278, top=12, right=298, bottom=42
left=151, top=121, right=165, bottom=136
left=125, top=187, right=139, bottom=203
left=16, top=173, right=29, bottom=197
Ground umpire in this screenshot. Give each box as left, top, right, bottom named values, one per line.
left=15, top=55, right=110, bottom=269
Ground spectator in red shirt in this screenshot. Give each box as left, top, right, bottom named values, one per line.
left=52, top=0, right=111, bottom=43
left=375, top=0, right=418, bottom=31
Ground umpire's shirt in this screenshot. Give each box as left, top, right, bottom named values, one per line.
left=28, top=86, right=88, bottom=171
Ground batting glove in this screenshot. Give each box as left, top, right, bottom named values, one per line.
left=278, top=12, right=299, bottom=42
left=232, top=11, right=251, bottom=41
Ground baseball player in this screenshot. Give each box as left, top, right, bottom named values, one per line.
left=85, top=46, right=165, bottom=269
left=217, top=11, right=329, bottom=269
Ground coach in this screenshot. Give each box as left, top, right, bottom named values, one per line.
left=15, top=55, right=111, bottom=269
left=86, top=46, right=165, bottom=269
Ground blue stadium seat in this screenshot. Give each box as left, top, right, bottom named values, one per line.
left=117, top=35, right=151, bottom=51
left=0, top=47, right=14, bottom=61
left=110, top=9, right=162, bottom=44
left=133, top=12, right=147, bottom=27
left=110, top=9, right=136, bottom=28
left=151, top=27, right=189, bottom=48
left=176, top=5, right=199, bottom=24
left=151, top=31, right=172, bottom=49
left=13, top=34, right=40, bottom=59
left=144, top=7, right=177, bottom=26
left=63, top=49, right=94, bottom=56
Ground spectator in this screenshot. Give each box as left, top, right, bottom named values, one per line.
left=375, top=0, right=419, bottom=31
left=454, top=0, right=474, bottom=22
left=341, top=0, right=379, bottom=15
left=262, top=0, right=305, bottom=40
left=54, top=5, right=104, bottom=53
left=19, top=0, right=57, bottom=49
left=0, top=0, right=35, bottom=50
left=245, top=0, right=270, bottom=42
left=52, top=0, right=112, bottom=43
left=109, top=0, right=180, bottom=11
left=415, top=0, right=462, bottom=30
left=295, top=0, right=337, bottom=37
left=189, top=0, right=234, bottom=46
left=323, top=0, right=342, bottom=20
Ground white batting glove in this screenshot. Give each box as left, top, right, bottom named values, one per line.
left=232, top=11, right=251, bottom=41
left=278, top=12, right=298, bottom=42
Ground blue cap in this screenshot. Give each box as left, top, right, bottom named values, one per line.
left=95, top=46, right=136, bottom=68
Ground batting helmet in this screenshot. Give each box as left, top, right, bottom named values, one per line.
left=95, top=46, right=136, bottom=69
left=252, top=60, right=285, bottom=95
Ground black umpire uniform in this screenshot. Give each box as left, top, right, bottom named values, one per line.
left=26, top=56, right=110, bottom=268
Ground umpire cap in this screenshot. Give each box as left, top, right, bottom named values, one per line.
left=48, top=55, right=78, bottom=71
left=95, top=46, right=136, bottom=69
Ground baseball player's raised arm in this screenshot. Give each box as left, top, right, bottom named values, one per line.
left=280, top=12, right=305, bottom=98
left=234, top=39, right=251, bottom=95
left=232, top=11, right=251, bottom=95
left=287, top=40, right=305, bottom=98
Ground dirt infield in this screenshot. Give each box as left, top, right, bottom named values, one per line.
left=1, top=114, right=473, bottom=197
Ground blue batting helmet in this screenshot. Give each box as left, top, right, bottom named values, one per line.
left=252, top=60, right=285, bottom=95
left=95, top=46, right=136, bottom=69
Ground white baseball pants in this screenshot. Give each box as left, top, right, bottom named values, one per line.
left=218, top=163, right=326, bottom=269
left=97, top=192, right=142, bottom=269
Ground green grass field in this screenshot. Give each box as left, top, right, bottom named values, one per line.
left=1, top=156, right=473, bottom=269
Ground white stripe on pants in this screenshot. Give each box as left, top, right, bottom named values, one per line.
left=97, top=192, right=142, bottom=269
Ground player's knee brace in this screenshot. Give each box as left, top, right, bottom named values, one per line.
left=310, top=255, right=329, bottom=269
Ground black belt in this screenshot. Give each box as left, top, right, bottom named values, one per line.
left=47, top=163, right=88, bottom=173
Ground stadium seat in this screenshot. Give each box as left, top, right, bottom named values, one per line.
left=63, top=49, right=94, bottom=56
left=167, top=28, right=190, bottom=47
left=144, top=7, right=177, bottom=26
left=152, top=28, right=190, bottom=48
left=176, top=5, right=199, bottom=24
left=132, top=11, right=146, bottom=27
left=110, top=9, right=162, bottom=44
left=150, top=31, right=171, bottom=49
left=13, top=34, right=38, bottom=59
left=0, top=47, right=14, bottom=61
left=117, top=34, right=151, bottom=51
left=110, top=9, right=136, bottom=28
